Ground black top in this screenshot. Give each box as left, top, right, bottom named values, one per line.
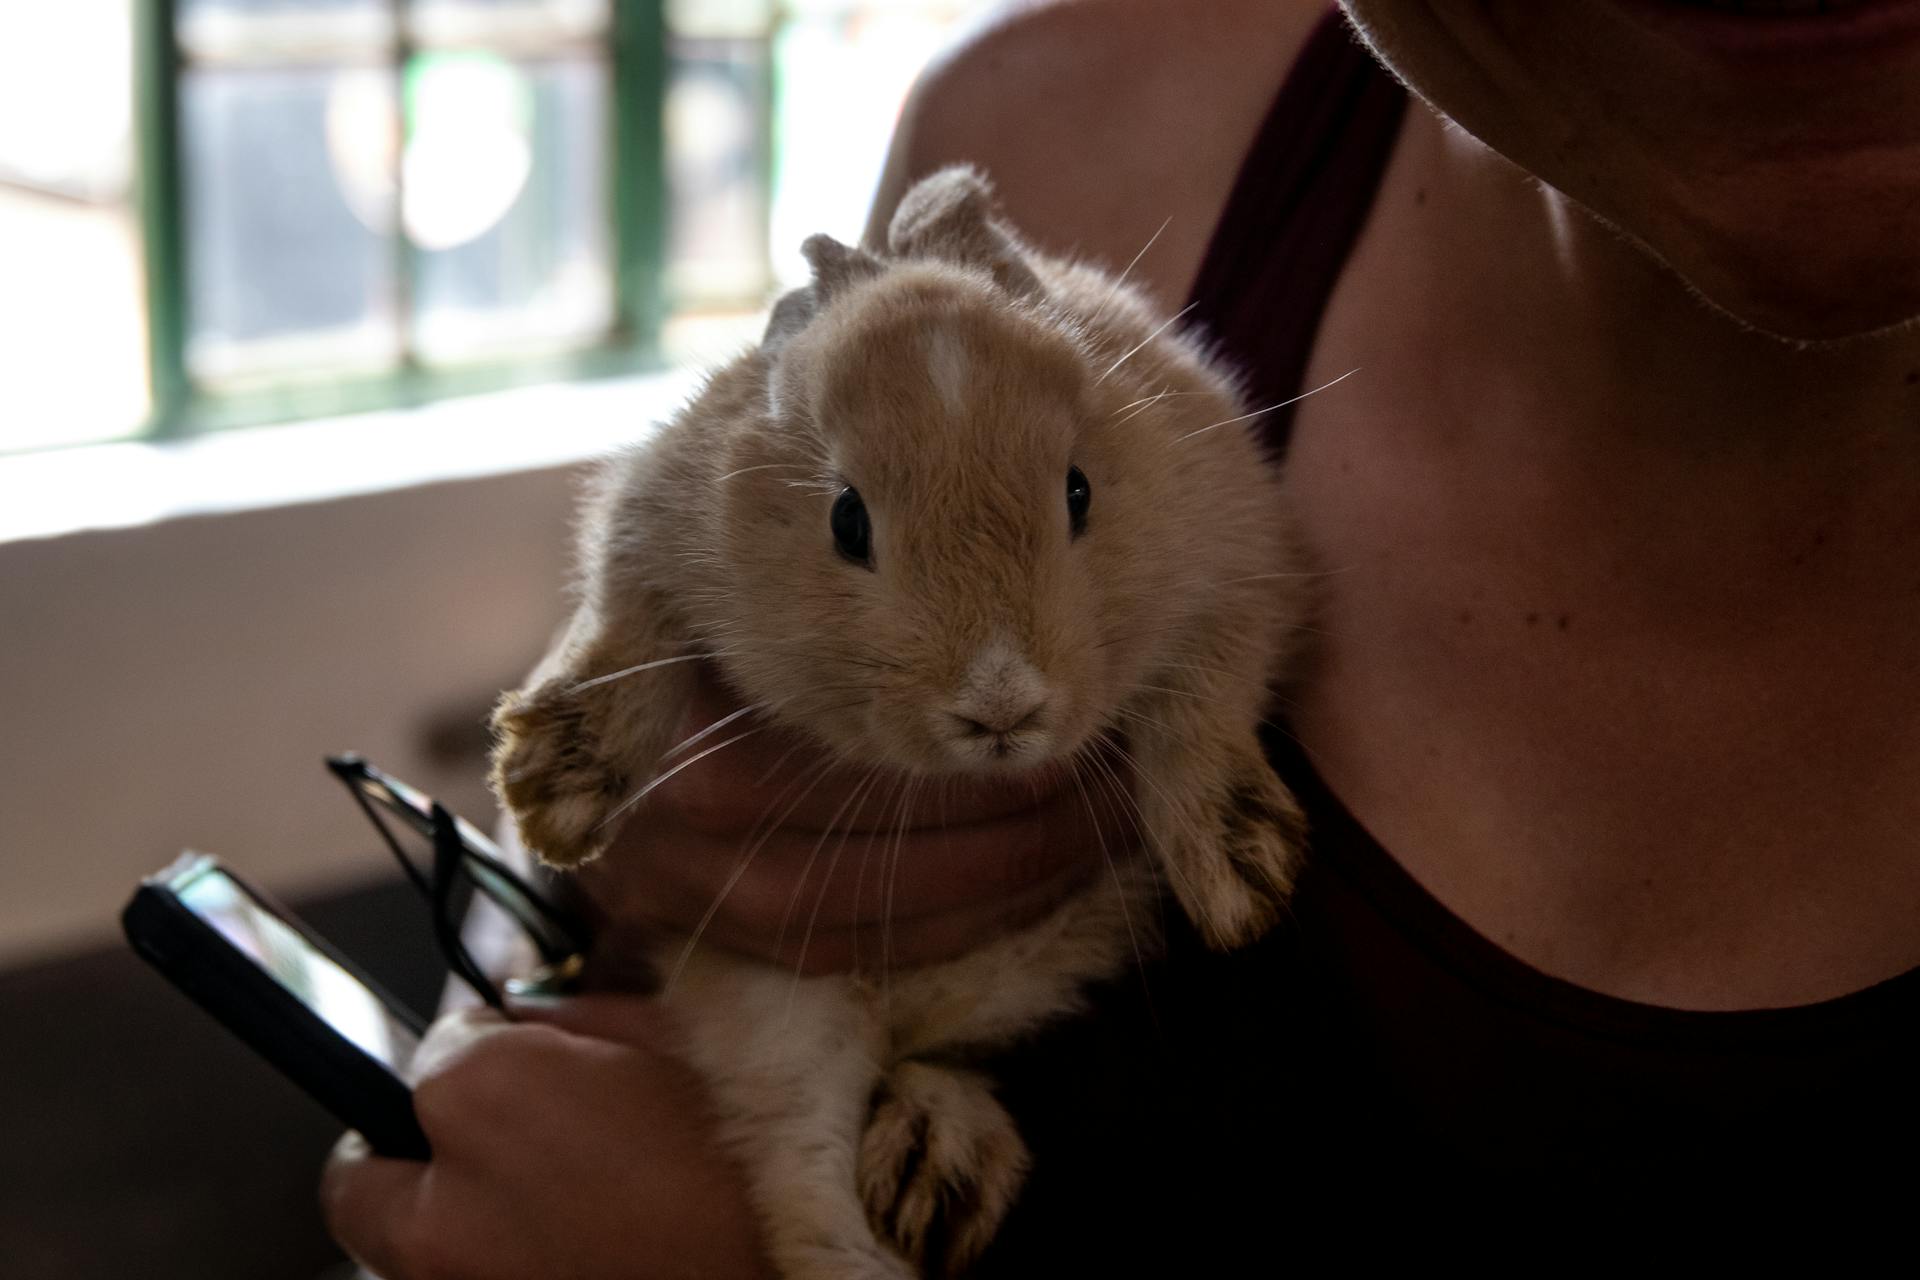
left=979, top=11, right=1920, bottom=1262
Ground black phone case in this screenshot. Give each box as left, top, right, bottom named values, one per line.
left=122, top=856, right=432, bottom=1160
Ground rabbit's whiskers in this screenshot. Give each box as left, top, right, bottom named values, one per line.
left=569, top=652, right=716, bottom=693
left=1094, top=733, right=1225, bottom=942
left=1067, top=751, right=1152, bottom=994
left=1095, top=301, right=1199, bottom=385
left=660, top=702, right=765, bottom=764
left=596, top=726, right=766, bottom=833
left=718, top=462, right=814, bottom=483
left=1218, top=566, right=1356, bottom=584
left=779, top=765, right=889, bottom=1019
left=879, top=772, right=925, bottom=1010
left=1174, top=366, right=1361, bottom=442
left=1111, top=388, right=1220, bottom=428
left=665, top=751, right=842, bottom=992
left=1091, top=618, right=1199, bottom=652
left=1084, top=214, right=1171, bottom=328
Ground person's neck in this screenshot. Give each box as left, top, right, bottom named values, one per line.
left=1422, top=106, right=1920, bottom=440
left=1365, top=107, right=1920, bottom=609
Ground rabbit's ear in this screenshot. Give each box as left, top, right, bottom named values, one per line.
left=887, top=165, right=1044, bottom=302
left=801, top=234, right=886, bottom=300
left=760, top=284, right=818, bottom=355
left=763, top=237, right=884, bottom=356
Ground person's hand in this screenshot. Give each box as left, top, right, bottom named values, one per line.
left=322, top=997, right=773, bottom=1280
left=571, top=665, right=1138, bottom=980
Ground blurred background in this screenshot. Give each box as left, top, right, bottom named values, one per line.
left=0, top=2, right=991, bottom=1274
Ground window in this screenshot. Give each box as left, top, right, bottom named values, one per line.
left=0, top=1, right=149, bottom=451
left=143, top=0, right=660, bottom=434
left=0, top=0, right=991, bottom=456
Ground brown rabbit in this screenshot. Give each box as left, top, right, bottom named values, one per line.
left=491, top=166, right=1310, bottom=1279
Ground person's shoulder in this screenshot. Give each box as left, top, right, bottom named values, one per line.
left=867, top=0, right=1328, bottom=308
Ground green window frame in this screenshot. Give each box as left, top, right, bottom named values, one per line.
left=134, top=0, right=669, bottom=439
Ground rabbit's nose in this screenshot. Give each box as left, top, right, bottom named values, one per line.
left=943, top=638, right=1054, bottom=756
left=950, top=697, right=1049, bottom=739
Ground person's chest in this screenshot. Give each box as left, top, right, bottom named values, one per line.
left=1274, top=360, right=1920, bottom=1010
left=1241, top=100, right=1920, bottom=1011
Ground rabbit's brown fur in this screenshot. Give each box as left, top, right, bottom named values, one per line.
left=492, top=167, right=1309, bottom=1279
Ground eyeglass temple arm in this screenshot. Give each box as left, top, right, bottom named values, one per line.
left=326, top=753, right=591, bottom=962
left=431, top=805, right=507, bottom=1010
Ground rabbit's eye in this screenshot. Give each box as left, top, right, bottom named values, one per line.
left=831, top=487, right=873, bottom=567
left=1067, top=466, right=1091, bottom=537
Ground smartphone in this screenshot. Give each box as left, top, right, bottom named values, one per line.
left=122, top=852, right=432, bottom=1160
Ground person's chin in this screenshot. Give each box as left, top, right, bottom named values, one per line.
left=1687, top=277, right=1920, bottom=349
left=1653, top=195, right=1920, bottom=345
left=1606, top=0, right=1920, bottom=74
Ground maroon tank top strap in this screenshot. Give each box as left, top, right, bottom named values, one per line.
left=1185, top=8, right=1406, bottom=457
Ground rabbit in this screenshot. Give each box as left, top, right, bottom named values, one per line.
left=490, top=165, right=1310, bottom=1279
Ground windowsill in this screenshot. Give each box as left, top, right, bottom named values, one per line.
left=0, top=367, right=728, bottom=966
left=0, top=366, right=705, bottom=545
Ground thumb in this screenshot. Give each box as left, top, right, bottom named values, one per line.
left=505, top=991, right=683, bottom=1047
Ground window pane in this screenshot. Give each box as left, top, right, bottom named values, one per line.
left=410, top=55, right=613, bottom=363
left=178, top=0, right=390, bottom=61
left=770, top=3, right=995, bottom=286
left=0, top=197, right=149, bottom=452
left=667, top=0, right=774, bottom=39
left=0, top=0, right=147, bottom=452
left=183, top=66, right=402, bottom=384
left=665, top=35, right=771, bottom=307
left=181, top=0, right=382, bottom=13
left=410, top=0, right=609, bottom=45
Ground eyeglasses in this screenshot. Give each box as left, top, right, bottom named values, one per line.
left=325, top=754, right=590, bottom=1009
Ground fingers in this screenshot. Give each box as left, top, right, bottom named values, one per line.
left=749, top=846, right=1104, bottom=975
left=505, top=991, right=683, bottom=1046
left=409, top=1010, right=589, bottom=1165
left=322, top=1005, right=769, bottom=1280
left=320, top=1132, right=426, bottom=1280
left=407, top=1004, right=511, bottom=1086
left=593, top=768, right=1131, bottom=940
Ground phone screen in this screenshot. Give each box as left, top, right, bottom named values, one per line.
left=175, top=866, right=422, bottom=1077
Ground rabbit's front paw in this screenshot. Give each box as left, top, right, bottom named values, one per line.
left=857, top=1062, right=1028, bottom=1279
left=489, top=683, right=629, bottom=867
left=1164, top=759, right=1306, bottom=952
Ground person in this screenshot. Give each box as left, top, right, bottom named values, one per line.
left=323, top=0, right=1920, bottom=1271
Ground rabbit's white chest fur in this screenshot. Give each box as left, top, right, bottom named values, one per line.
left=492, top=167, right=1311, bottom=1278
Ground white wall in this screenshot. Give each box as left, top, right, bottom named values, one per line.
left=0, top=461, right=587, bottom=965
